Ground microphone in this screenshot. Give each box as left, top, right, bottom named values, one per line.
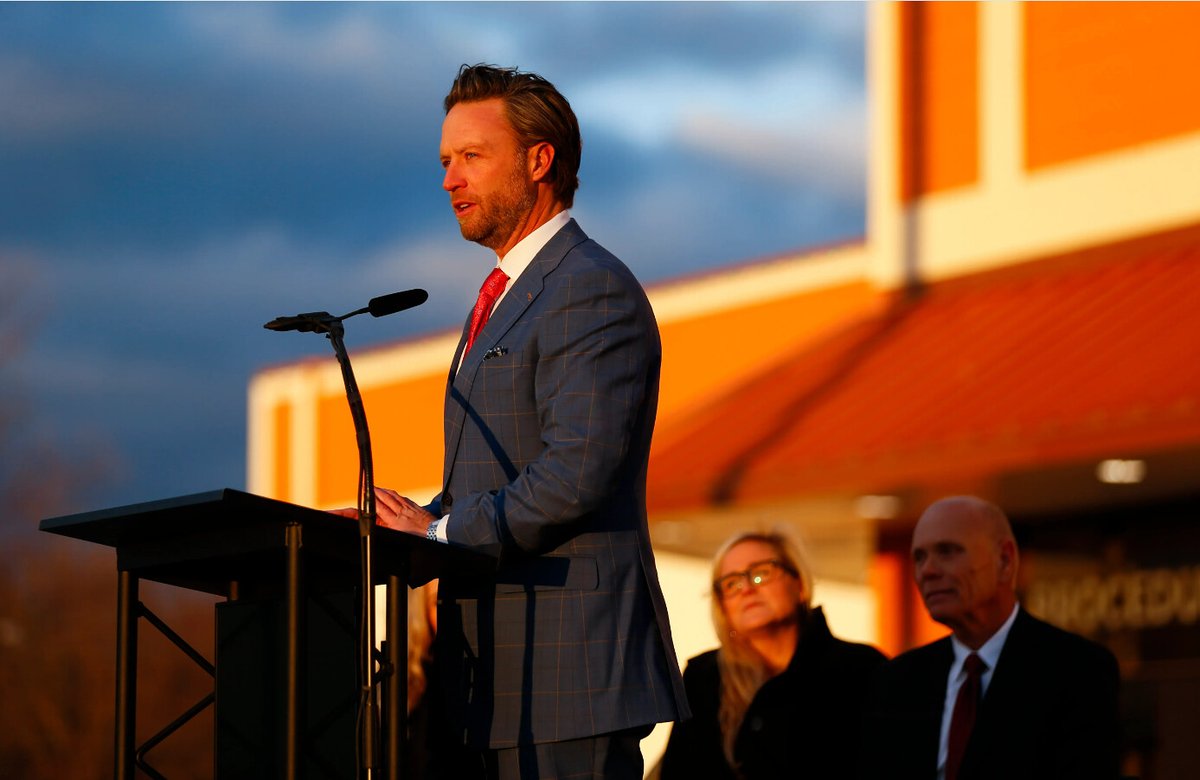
left=367, top=288, right=429, bottom=317
left=264, top=289, right=428, bottom=333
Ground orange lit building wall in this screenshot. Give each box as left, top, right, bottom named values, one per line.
left=869, top=551, right=907, bottom=657
left=272, top=402, right=292, bottom=501
left=898, top=1, right=979, bottom=202
left=1025, top=2, right=1200, bottom=170
left=315, top=372, right=447, bottom=507
left=871, top=550, right=950, bottom=657
left=655, top=280, right=882, bottom=443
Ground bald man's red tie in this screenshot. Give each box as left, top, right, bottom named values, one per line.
left=464, top=267, right=509, bottom=357
left=946, top=652, right=987, bottom=780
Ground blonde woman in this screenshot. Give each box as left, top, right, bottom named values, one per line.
left=404, top=580, right=443, bottom=780
left=660, top=531, right=886, bottom=780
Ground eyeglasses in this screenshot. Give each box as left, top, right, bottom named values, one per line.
left=713, top=559, right=795, bottom=599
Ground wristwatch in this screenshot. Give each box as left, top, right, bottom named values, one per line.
left=426, top=518, right=439, bottom=541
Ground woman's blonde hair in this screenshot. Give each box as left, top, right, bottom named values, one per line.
left=407, top=581, right=438, bottom=714
left=710, top=529, right=813, bottom=769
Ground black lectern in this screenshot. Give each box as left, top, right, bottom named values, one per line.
left=39, top=488, right=492, bottom=780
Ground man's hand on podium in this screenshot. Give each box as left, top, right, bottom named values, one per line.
left=329, top=487, right=436, bottom=537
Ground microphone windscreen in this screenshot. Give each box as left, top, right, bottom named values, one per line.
left=368, top=289, right=428, bottom=317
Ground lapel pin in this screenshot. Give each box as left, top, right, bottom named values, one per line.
left=483, top=346, right=508, bottom=360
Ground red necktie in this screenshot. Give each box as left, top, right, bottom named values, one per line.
left=464, top=267, right=509, bottom=357
left=945, top=652, right=987, bottom=780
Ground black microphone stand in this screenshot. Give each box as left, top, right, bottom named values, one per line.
left=266, top=293, right=428, bottom=780
left=324, top=318, right=383, bottom=779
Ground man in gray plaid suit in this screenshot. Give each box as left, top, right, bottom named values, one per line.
left=372, top=64, right=689, bottom=779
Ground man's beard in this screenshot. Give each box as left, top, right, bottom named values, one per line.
left=459, top=160, right=537, bottom=251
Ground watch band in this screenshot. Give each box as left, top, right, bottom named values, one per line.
left=426, top=518, right=439, bottom=541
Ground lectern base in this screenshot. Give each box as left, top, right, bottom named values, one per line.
left=215, top=591, right=358, bottom=780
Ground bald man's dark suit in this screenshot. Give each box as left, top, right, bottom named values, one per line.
left=863, top=608, right=1120, bottom=780
left=426, top=219, right=688, bottom=751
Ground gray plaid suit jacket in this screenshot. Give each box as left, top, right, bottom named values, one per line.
left=427, top=219, right=689, bottom=749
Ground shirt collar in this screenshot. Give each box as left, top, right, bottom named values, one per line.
left=494, top=209, right=570, bottom=292
left=950, top=602, right=1020, bottom=682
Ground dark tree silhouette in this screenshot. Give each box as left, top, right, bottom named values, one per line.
left=0, top=264, right=216, bottom=779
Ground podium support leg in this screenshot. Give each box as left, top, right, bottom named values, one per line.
left=386, top=574, right=408, bottom=780
left=285, top=522, right=303, bottom=780
left=115, top=570, right=138, bottom=780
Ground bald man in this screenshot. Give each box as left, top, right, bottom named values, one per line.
left=862, top=496, right=1121, bottom=780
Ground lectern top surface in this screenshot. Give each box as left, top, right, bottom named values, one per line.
left=39, top=488, right=334, bottom=547
left=38, top=488, right=493, bottom=594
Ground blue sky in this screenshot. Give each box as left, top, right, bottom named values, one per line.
left=0, top=2, right=866, bottom=512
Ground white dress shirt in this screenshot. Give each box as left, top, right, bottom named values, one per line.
left=936, top=602, right=1020, bottom=779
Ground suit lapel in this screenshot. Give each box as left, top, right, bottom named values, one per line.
left=960, top=610, right=1034, bottom=779
left=973, top=609, right=1030, bottom=728
left=440, top=316, right=471, bottom=459
left=439, top=220, right=589, bottom=499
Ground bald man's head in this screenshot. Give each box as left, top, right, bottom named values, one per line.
left=910, top=496, right=1019, bottom=648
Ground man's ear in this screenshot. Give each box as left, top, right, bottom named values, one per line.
left=528, top=141, right=556, bottom=183
left=998, top=538, right=1019, bottom=585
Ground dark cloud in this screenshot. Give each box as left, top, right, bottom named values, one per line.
left=0, top=2, right=866, bottom=509
left=428, top=2, right=864, bottom=82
